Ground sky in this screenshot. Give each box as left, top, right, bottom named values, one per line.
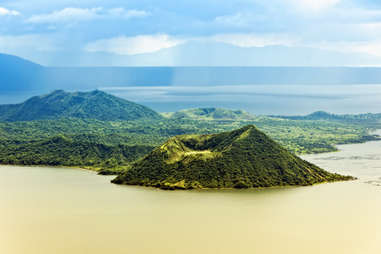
left=2, top=0, right=381, bottom=66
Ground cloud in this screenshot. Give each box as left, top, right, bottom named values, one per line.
left=328, top=7, right=381, bottom=21
left=26, top=7, right=149, bottom=24
left=210, top=32, right=381, bottom=58
left=4, top=0, right=381, bottom=66
left=26, top=7, right=101, bottom=23
left=214, top=0, right=342, bottom=29
left=0, top=34, right=59, bottom=53
left=211, top=33, right=297, bottom=47
left=211, top=2, right=381, bottom=57
left=286, top=0, right=341, bottom=13
left=107, top=8, right=150, bottom=19
left=311, top=40, right=381, bottom=57
left=214, top=13, right=253, bottom=27
left=0, top=7, right=20, bottom=16
left=85, top=34, right=184, bottom=55
left=209, top=31, right=381, bottom=59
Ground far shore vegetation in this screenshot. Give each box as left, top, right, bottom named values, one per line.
left=0, top=90, right=379, bottom=175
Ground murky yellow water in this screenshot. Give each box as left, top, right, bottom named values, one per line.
left=2, top=141, right=381, bottom=254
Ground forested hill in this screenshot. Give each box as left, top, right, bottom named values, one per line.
left=0, top=90, right=163, bottom=122
left=163, top=108, right=256, bottom=120
left=0, top=135, right=154, bottom=172
left=112, top=125, right=353, bottom=189
left=275, top=111, right=381, bottom=126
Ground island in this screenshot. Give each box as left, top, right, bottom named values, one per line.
left=112, top=125, right=353, bottom=189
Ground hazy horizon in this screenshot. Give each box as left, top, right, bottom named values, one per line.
left=3, top=84, right=381, bottom=116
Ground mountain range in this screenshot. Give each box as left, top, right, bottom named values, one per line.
left=13, top=41, right=381, bottom=67
left=6, top=53, right=381, bottom=98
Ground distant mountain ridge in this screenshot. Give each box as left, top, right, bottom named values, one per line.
left=6, top=52, right=381, bottom=96
left=10, top=41, right=381, bottom=66
left=112, top=125, right=352, bottom=189
left=0, top=53, right=43, bottom=93
left=276, top=111, right=381, bottom=123
left=163, top=107, right=256, bottom=120
left=0, top=90, right=162, bottom=121
left=0, top=53, right=41, bottom=69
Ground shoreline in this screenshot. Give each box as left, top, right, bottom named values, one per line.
left=2, top=136, right=377, bottom=171
left=1, top=129, right=380, bottom=191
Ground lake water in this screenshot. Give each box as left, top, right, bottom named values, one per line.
left=2, top=141, right=381, bottom=254
left=6, top=84, right=381, bottom=115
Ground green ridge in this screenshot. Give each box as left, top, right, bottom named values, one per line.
left=0, top=90, right=162, bottom=122
left=164, top=107, right=255, bottom=120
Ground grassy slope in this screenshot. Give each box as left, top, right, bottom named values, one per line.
left=112, top=125, right=353, bottom=189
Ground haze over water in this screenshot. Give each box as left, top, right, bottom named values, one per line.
left=4, top=83, right=381, bottom=115
left=2, top=140, right=381, bottom=254
left=104, top=84, right=381, bottom=114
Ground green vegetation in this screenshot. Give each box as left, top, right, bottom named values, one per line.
left=112, top=125, right=353, bottom=190
left=0, top=135, right=153, bottom=173
left=0, top=90, right=162, bottom=121
left=0, top=114, right=378, bottom=173
left=250, top=116, right=377, bottom=154
left=0, top=91, right=380, bottom=175
left=163, top=107, right=256, bottom=120
left=276, top=111, right=381, bottom=127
